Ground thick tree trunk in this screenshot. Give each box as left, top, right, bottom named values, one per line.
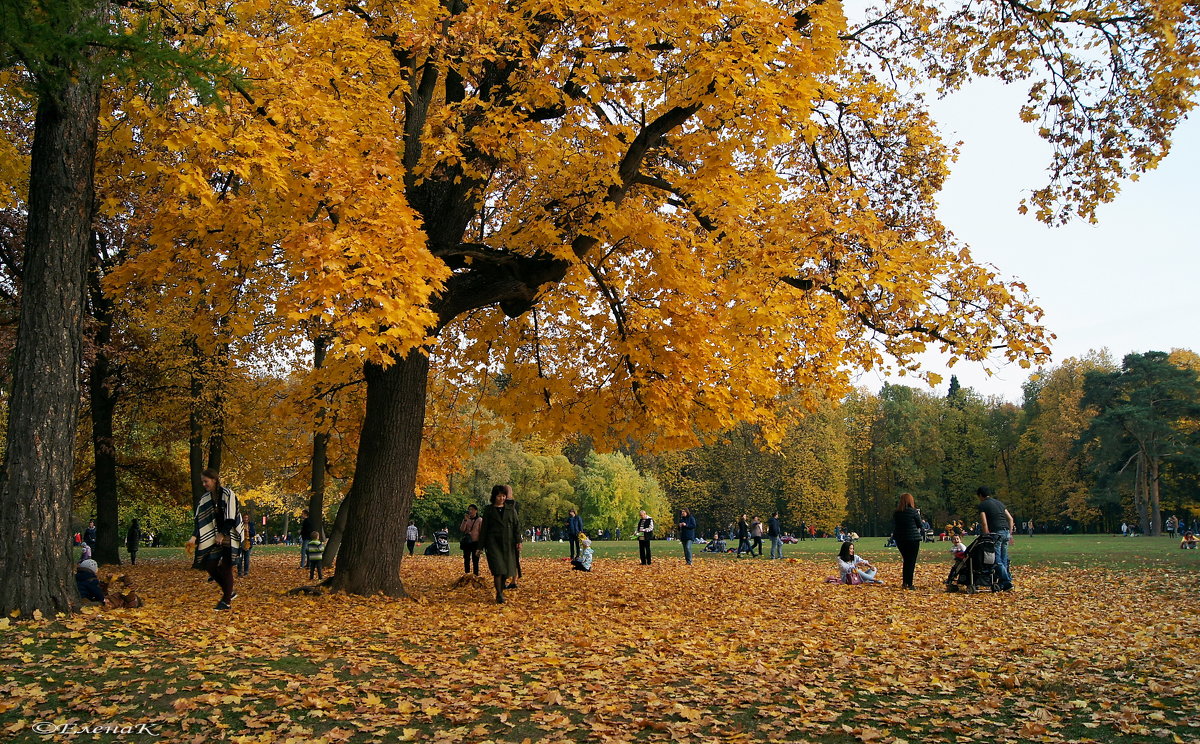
left=321, top=494, right=350, bottom=570
left=207, top=403, right=224, bottom=473
left=0, top=11, right=104, bottom=616
left=329, top=351, right=429, bottom=597
left=308, top=335, right=329, bottom=534
left=89, top=332, right=120, bottom=565
left=89, top=259, right=120, bottom=565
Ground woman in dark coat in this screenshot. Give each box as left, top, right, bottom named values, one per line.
left=125, top=518, right=141, bottom=565
left=736, top=514, right=752, bottom=557
left=892, top=492, right=924, bottom=590
left=479, top=485, right=522, bottom=603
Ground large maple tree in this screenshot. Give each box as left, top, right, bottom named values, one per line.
left=97, top=0, right=1198, bottom=597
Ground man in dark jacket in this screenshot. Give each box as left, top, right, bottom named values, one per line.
left=299, top=509, right=315, bottom=567
left=566, top=509, right=584, bottom=560
left=677, top=509, right=697, bottom=564
left=768, top=513, right=784, bottom=559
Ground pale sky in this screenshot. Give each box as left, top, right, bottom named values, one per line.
left=859, top=79, right=1200, bottom=404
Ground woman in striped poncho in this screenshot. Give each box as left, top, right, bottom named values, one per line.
left=186, top=469, right=245, bottom=610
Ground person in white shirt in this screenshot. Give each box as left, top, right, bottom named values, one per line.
left=836, top=542, right=882, bottom=584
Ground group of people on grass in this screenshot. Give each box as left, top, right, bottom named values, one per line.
left=835, top=487, right=1015, bottom=591
left=79, top=466, right=1032, bottom=609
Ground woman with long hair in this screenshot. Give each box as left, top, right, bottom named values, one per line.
left=892, top=492, right=923, bottom=590
left=836, top=541, right=881, bottom=584
left=186, top=469, right=245, bottom=610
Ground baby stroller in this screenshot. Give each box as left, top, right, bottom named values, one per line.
left=424, top=529, right=450, bottom=556
left=945, top=533, right=1002, bottom=593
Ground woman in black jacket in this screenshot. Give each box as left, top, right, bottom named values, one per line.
left=892, top=493, right=924, bottom=590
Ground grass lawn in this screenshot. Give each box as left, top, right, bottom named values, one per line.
left=2, top=537, right=1196, bottom=743
left=513, top=534, right=1200, bottom=570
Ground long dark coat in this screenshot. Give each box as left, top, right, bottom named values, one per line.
left=479, top=503, right=522, bottom=577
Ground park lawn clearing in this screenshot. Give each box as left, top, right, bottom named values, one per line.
left=1, top=552, right=1197, bottom=743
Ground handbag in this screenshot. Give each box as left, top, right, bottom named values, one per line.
left=845, top=571, right=862, bottom=585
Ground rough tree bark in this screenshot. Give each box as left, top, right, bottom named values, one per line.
left=308, top=334, right=330, bottom=535
left=327, top=351, right=429, bottom=596
left=320, top=493, right=350, bottom=571
left=88, top=258, right=121, bottom=565
left=0, top=0, right=105, bottom=616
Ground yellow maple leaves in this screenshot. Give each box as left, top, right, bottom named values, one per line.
left=4, top=551, right=1198, bottom=742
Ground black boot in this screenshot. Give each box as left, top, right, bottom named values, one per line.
left=494, top=575, right=505, bottom=604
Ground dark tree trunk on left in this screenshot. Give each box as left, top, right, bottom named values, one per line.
left=0, top=1, right=105, bottom=617
left=327, top=351, right=429, bottom=597
left=88, top=262, right=120, bottom=565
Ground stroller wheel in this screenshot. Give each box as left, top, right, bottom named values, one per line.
left=966, top=585, right=976, bottom=594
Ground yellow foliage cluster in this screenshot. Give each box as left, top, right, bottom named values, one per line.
left=78, top=0, right=1069, bottom=458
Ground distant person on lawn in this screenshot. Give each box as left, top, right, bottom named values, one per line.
left=566, top=509, right=584, bottom=560
left=125, top=518, right=141, bottom=565
left=299, top=509, right=315, bottom=567
left=406, top=521, right=418, bottom=556
left=677, top=509, right=698, bottom=565
left=636, top=510, right=655, bottom=565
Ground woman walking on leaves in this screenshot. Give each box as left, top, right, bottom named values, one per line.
left=480, top=485, right=522, bottom=604
left=186, top=469, right=244, bottom=610
left=892, top=492, right=923, bottom=590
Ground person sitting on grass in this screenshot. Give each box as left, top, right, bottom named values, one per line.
left=1181, top=531, right=1197, bottom=550
left=76, top=559, right=105, bottom=603
left=571, top=537, right=594, bottom=572
left=836, top=542, right=883, bottom=585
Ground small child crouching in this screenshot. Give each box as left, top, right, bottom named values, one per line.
left=76, top=559, right=105, bottom=603
left=571, top=537, right=593, bottom=572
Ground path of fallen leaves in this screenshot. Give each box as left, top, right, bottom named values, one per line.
left=2, top=555, right=1198, bottom=743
